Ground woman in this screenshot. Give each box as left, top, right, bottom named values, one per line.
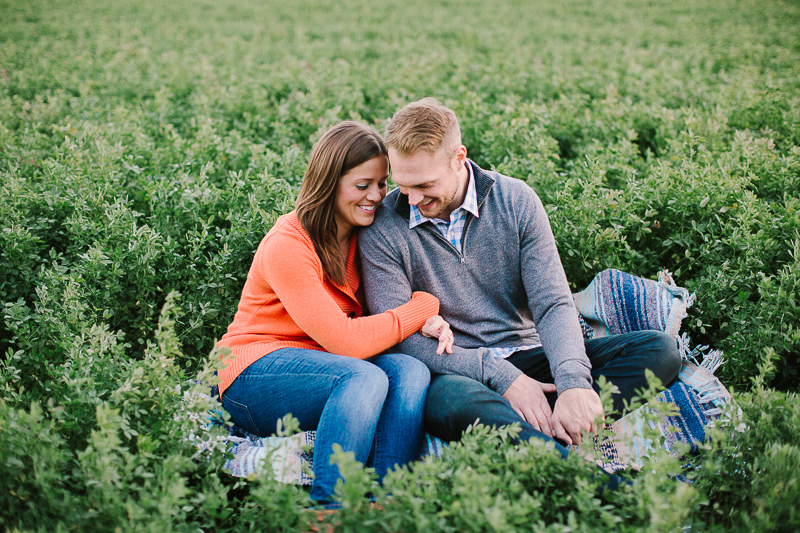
left=217, top=121, right=452, bottom=504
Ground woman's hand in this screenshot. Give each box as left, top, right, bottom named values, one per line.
left=420, top=315, right=455, bottom=355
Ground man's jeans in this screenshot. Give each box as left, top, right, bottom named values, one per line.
left=221, top=348, right=430, bottom=502
left=425, top=330, right=681, bottom=456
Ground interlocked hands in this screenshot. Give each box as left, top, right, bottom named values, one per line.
left=502, top=375, right=603, bottom=445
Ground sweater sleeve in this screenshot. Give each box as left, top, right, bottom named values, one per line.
left=360, top=221, right=523, bottom=394
left=518, top=189, right=593, bottom=393
left=261, top=231, right=439, bottom=359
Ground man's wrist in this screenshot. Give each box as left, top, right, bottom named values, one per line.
left=491, top=361, right=523, bottom=395
left=556, top=380, right=593, bottom=396
left=554, top=361, right=593, bottom=393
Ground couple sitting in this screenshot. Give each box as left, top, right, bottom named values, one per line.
left=216, top=98, right=681, bottom=504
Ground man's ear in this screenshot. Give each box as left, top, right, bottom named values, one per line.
left=453, top=144, right=467, bottom=170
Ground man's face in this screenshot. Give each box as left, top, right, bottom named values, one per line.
left=388, top=146, right=460, bottom=220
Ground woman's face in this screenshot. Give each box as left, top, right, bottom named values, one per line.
left=333, top=155, right=389, bottom=238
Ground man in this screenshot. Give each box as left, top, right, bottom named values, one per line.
left=360, top=98, right=681, bottom=454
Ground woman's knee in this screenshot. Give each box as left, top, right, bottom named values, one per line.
left=338, top=358, right=389, bottom=402
left=393, top=353, right=430, bottom=386
left=374, top=352, right=428, bottom=377
left=372, top=353, right=430, bottom=391
left=403, top=354, right=431, bottom=382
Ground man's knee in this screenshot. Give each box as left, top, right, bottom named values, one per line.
left=426, top=375, right=508, bottom=440
left=427, top=375, right=487, bottom=420
left=645, top=331, right=682, bottom=385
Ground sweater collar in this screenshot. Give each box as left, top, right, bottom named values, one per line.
left=391, top=159, right=496, bottom=218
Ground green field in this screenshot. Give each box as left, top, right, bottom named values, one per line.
left=2, top=0, right=800, bottom=530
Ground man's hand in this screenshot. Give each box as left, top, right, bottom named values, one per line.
left=502, top=375, right=558, bottom=437
left=550, top=388, right=603, bottom=446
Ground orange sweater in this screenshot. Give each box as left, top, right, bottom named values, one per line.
left=216, top=211, right=439, bottom=396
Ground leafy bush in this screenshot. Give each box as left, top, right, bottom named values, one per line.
left=1, top=0, right=799, bottom=529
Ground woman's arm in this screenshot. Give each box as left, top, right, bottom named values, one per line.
left=261, top=231, right=440, bottom=359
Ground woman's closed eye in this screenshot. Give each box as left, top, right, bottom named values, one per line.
left=356, top=181, right=388, bottom=191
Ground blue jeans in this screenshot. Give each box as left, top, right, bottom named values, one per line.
left=221, top=348, right=430, bottom=502
left=425, top=331, right=681, bottom=455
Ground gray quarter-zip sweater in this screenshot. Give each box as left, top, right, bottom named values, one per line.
left=359, top=160, right=592, bottom=395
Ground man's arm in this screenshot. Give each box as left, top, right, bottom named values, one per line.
left=517, top=188, right=601, bottom=444
left=518, top=189, right=593, bottom=392
left=359, top=223, right=523, bottom=394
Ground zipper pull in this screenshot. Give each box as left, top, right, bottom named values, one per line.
left=460, top=257, right=465, bottom=265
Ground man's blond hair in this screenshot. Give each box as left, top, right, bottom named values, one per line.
left=385, top=98, right=461, bottom=158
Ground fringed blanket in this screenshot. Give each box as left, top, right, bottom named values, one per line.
left=572, top=269, right=740, bottom=471
left=199, top=269, right=739, bottom=482
left=222, top=431, right=316, bottom=483
left=573, top=268, right=695, bottom=340
left=583, top=357, right=741, bottom=473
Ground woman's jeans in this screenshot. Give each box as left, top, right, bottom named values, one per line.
left=221, top=348, right=430, bottom=502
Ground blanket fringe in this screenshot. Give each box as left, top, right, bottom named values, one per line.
left=700, top=349, right=725, bottom=374
left=678, top=334, right=725, bottom=375
left=658, top=269, right=696, bottom=309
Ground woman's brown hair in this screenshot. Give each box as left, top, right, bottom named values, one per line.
left=295, top=121, right=388, bottom=285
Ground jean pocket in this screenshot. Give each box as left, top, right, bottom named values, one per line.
left=221, top=396, right=262, bottom=436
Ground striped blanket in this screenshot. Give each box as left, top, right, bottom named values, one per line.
left=573, top=269, right=739, bottom=471
left=573, top=268, right=695, bottom=340
left=582, top=356, right=738, bottom=472
left=207, top=269, right=738, bottom=481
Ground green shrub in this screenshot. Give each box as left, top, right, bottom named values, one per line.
left=688, top=383, right=800, bottom=530
left=2, top=0, right=799, bottom=529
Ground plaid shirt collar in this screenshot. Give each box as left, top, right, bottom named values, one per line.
left=408, top=163, right=480, bottom=229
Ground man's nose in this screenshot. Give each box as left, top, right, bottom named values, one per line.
left=406, top=190, right=424, bottom=206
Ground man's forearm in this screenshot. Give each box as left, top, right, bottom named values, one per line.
left=396, top=333, right=523, bottom=394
